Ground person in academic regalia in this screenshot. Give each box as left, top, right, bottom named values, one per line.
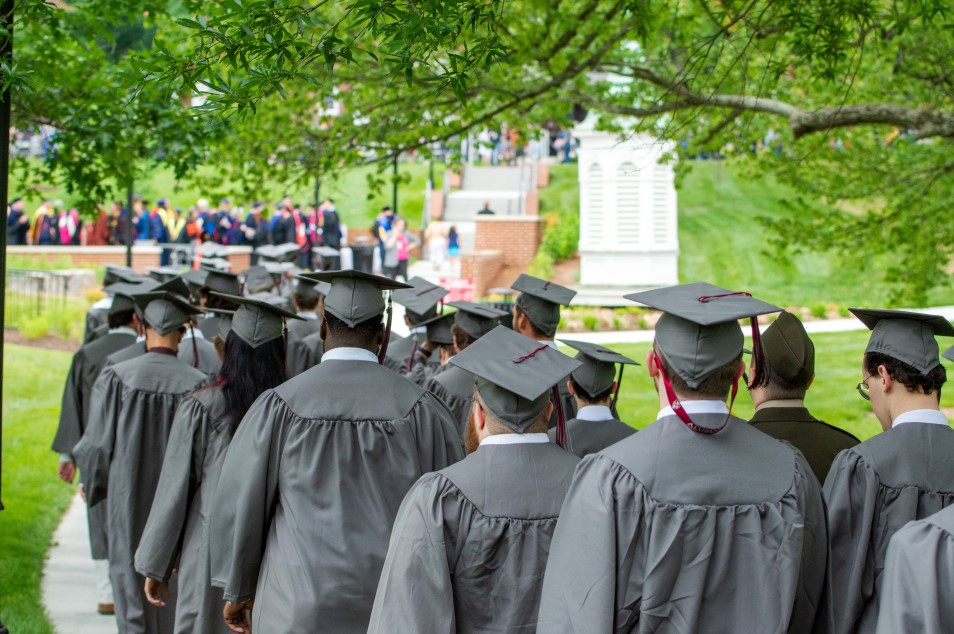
left=179, top=316, right=222, bottom=376
left=424, top=301, right=508, bottom=436
left=84, top=266, right=147, bottom=343
left=73, top=290, right=209, bottom=634
left=369, top=326, right=582, bottom=633
left=548, top=339, right=638, bottom=457
left=209, top=270, right=465, bottom=634
left=538, top=283, right=831, bottom=633
left=510, top=274, right=578, bottom=426
left=52, top=281, right=153, bottom=615
left=748, top=311, right=860, bottom=484
left=383, top=276, right=448, bottom=381
left=875, top=504, right=954, bottom=633
left=187, top=269, right=242, bottom=340
left=283, top=276, right=328, bottom=376
left=825, top=308, right=954, bottom=634
left=135, top=295, right=300, bottom=634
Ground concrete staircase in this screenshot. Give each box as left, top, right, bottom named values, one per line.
left=442, top=165, right=536, bottom=223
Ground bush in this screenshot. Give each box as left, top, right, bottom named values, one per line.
left=528, top=251, right=555, bottom=279
left=582, top=315, right=599, bottom=331
left=19, top=314, right=52, bottom=340
left=539, top=211, right=579, bottom=263
left=810, top=303, right=828, bottom=319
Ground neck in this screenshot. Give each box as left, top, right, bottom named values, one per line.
left=885, top=393, right=942, bottom=428
left=754, top=398, right=806, bottom=411
left=145, top=330, right=181, bottom=353
left=323, top=336, right=378, bottom=355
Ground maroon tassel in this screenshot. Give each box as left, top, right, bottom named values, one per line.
left=553, top=385, right=570, bottom=451
left=655, top=356, right=728, bottom=435
left=378, top=293, right=394, bottom=365
left=512, top=344, right=549, bottom=364
left=190, top=324, right=199, bottom=369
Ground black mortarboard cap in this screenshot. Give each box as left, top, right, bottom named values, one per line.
left=447, top=301, right=508, bottom=339
left=625, top=282, right=781, bottom=389
left=183, top=269, right=208, bottom=288
left=211, top=292, right=303, bottom=348
left=104, top=280, right=159, bottom=313
left=306, top=269, right=411, bottom=328
left=243, top=266, right=275, bottom=294
left=559, top=339, right=639, bottom=397
left=392, top=277, right=449, bottom=324
left=103, top=265, right=145, bottom=286
left=511, top=274, right=576, bottom=335
left=849, top=308, right=954, bottom=374
left=943, top=345, right=954, bottom=363
left=255, top=243, right=300, bottom=262
left=418, top=312, right=455, bottom=346
left=206, top=308, right=235, bottom=340
left=762, top=311, right=815, bottom=384
left=292, top=276, right=330, bottom=303
left=132, top=290, right=202, bottom=335
left=155, top=276, right=195, bottom=305
left=449, top=325, right=582, bottom=432
left=147, top=267, right=185, bottom=283
left=203, top=269, right=241, bottom=295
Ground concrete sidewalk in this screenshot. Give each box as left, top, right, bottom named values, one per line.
left=42, top=492, right=117, bottom=634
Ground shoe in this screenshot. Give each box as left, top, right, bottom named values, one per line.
left=97, top=603, right=115, bottom=615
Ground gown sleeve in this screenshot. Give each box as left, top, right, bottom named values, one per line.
left=823, top=448, right=881, bottom=634
left=411, top=393, right=465, bottom=471
left=52, top=351, right=86, bottom=457
left=72, top=369, right=123, bottom=507
left=134, top=396, right=206, bottom=582
left=368, top=474, right=456, bottom=634
left=537, top=455, right=622, bottom=633
left=792, top=449, right=834, bottom=634
left=209, top=390, right=286, bottom=603
left=876, top=515, right=954, bottom=633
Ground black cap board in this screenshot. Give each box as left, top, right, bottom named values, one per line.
left=104, top=280, right=159, bottom=313
left=132, top=290, right=203, bottom=335
left=418, top=312, right=456, bottom=346
left=211, top=292, right=303, bottom=348
left=392, top=276, right=449, bottom=324
left=447, top=301, right=508, bottom=340
left=202, top=269, right=241, bottom=295
left=511, top=274, right=576, bottom=336
left=849, top=308, right=954, bottom=374
left=449, top=325, right=582, bottom=432
left=103, top=265, right=145, bottom=286
left=155, top=276, right=195, bottom=305
left=559, top=339, right=639, bottom=397
left=943, top=345, right=954, bottom=363
left=255, top=243, right=301, bottom=262
left=243, top=266, right=274, bottom=294
left=292, top=276, right=330, bottom=303
left=305, top=269, right=411, bottom=328
left=147, top=267, right=185, bottom=283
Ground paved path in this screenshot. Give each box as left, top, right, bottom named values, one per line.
left=42, top=492, right=117, bottom=634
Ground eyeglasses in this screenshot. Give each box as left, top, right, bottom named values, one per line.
left=856, top=378, right=870, bottom=401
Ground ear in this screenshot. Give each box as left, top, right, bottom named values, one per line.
left=566, top=380, right=576, bottom=397
left=319, top=307, right=328, bottom=341
left=377, top=322, right=385, bottom=348
left=545, top=399, right=555, bottom=421
left=877, top=364, right=893, bottom=392
left=645, top=349, right=659, bottom=379
left=474, top=397, right=487, bottom=432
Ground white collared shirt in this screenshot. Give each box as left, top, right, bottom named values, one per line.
left=539, top=339, right=558, bottom=349
left=576, top=405, right=614, bottom=422
left=108, top=326, right=138, bottom=338
left=91, top=297, right=113, bottom=310
left=183, top=328, right=205, bottom=340
left=321, top=347, right=378, bottom=363
left=480, top=432, right=551, bottom=446
left=892, top=409, right=950, bottom=428
left=657, top=399, right=729, bottom=421
left=409, top=326, right=426, bottom=336
left=297, top=312, right=318, bottom=320
left=135, top=335, right=146, bottom=343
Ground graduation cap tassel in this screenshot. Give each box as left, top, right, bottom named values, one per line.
left=189, top=323, right=199, bottom=369
left=749, top=316, right=765, bottom=388
left=553, top=385, right=570, bottom=452
left=378, top=292, right=394, bottom=365
left=610, top=364, right=624, bottom=418
left=654, top=355, right=727, bottom=435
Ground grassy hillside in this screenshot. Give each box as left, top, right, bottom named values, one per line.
left=541, top=161, right=954, bottom=308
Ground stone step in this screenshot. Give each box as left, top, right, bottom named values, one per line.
left=443, top=191, right=524, bottom=222
left=461, top=166, right=534, bottom=192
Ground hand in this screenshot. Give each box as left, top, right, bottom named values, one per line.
left=144, top=578, right=171, bottom=607
left=78, top=483, right=87, bottom=502
left=224, top=600, right=254, bottom=634
left=57, top=461, right=76, bottom=484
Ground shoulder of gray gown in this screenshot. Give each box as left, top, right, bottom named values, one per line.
left=549, top=417, right=636, bottom=458
left=876, top=504, right=954, bottom=634
left=111, top=350, right=209, bottom=392
left=178, top=337, right=222, bottom=375
left=830, top=423, right=954, bottom=490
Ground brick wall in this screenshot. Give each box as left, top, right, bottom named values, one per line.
left=524, top=191, right=539, bottom=216
left=7, top=245, right=162, bottom=272
left=224, top=246, right=252, bottom=272
left=430, top=190, right=445, bottom=220
left=474, top=216, right=542, bottom=270
left=536, top=162, right=550, bottom=188
left=461, top=249, right=505, bottom=299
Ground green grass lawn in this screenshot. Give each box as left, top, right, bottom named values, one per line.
left=541, top=161, right=954, bottom=308
left=0, top=344, right=74, bottom=632
left=602, top=329, right=954, bottom=442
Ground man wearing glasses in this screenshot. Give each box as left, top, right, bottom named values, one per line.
left=825, top=309, right=954, bottom=634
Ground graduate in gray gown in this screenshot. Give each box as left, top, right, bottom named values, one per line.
left=209, top=270, right=465, bottom=634
left=383, top=276, right=448, bottom=379
left=53, top=281, right=152, bottom=614
left=73, top=290, right=209, bottom=634
left=189, top=269, right=241, bottom=340
left=179, top=320, right=222, bottom=375
left=424, top=301, right=508, bottom=434
left=369, top=326, right=582, bottom=633
left=538, top=283, right=831, bottom=633
left=875, top=503, right=954, bottom=633
left=825, top=309, right=954, bottom=634
left=284, top=276, right=330, bottom=376
left=510, top=274, right=578, bottom=426
left=135, top=295, right=300, bottom=634
left=548, top=339, right=638, bottom=457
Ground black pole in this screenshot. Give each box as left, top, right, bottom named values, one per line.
left=428, top=158, right=434, bottom=189
left=125, top=179, right=133, bottom=267
left=0, top=2, right=14, bottom=631
left=313, top=174, right=320, bottom=208
left=391, top=153, right=398, bottom=216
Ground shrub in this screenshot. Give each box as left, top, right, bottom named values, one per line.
left=810, top=303, right=828, bottom=319
left=19, top=314, right=52, bottom=340
left=528, top=251, right=555, bottom=279
left=582, top=315, right=599, bottom=331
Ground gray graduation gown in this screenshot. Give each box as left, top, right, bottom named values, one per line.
left=284, top=317, right=322, bottom=376
left=197, top=315, right=224, bottom=341
left=548, top=380, right=577, bottom=430
left=73, top=352, right=208, bottom=634
left=538, top=413, right=831, bottom=633
left=824, top=422, right=954, bottom=634
left=369, top=441, right=580, bottom=633
left=135, top=387, right=234, bottom=634
left=383, top=332, right=440, bottom=383
left=178, top=335, right=221, bottom=376
left=548, top=415, right=636, bottom=458
left=52, top=329, right=136, bottom=559
left=425, top=364, right=475, bottom=437
left=876, top=504, right=954, bottom=634
left=209, top=358, right=465, bottom=633
left=105, top=339, right=147, bottom=367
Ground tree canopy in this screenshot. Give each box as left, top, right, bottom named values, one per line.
left=7, top=0, right=953, bottom=302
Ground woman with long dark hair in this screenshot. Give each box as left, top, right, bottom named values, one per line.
left=134, top=294, right=302, bottom=633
